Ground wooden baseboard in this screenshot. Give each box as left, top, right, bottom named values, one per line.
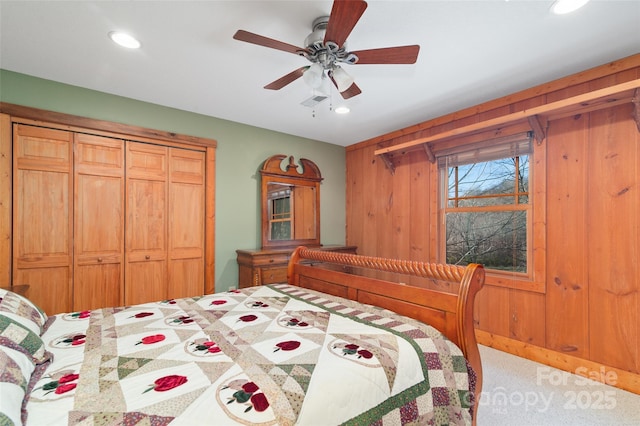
left=476, top=330, right=640, bottom=395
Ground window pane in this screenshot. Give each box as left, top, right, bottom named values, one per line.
left=269, top=196, right=291, bottom=240
left=272, top=197, right=290, bottom=218
left=270, top=221, right=291, bottom=240
left=446, top=210, right=527, bottom=272
left=518, top=155, right=529, bottom=193
left=447, top=156, right=529, bottom=208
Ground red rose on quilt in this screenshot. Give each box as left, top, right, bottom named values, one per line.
left=38, top=373, right=80, bottom=395
left=130, top=312, right=154, bottom=319
left=274, top=340, right=301, bottom=352
left=238, top=314, right=257, bottom=322
left=357, top=349, right=373, bottom=359
left=71, top=310, right=90, bottom=319
left=251, top=393, right=269, bottom=412
left=58, top=373, right=80, bottom=384
left=250, top=301, right=269, bottom=308
left=224, top=380, right=270, bottom=413
left=171, top=315, right=194, bottom=324
left=342, top=343, right=359, bottom=355
left=59, top=334, right=86, bottom=346
left=144, top=375, right=188, bottom=393
left=242, top=382, right=259, bottom=393
left=339, top=343, right=373, bottom=359
left=210, top=299, right=227, bottom=305
left=136, top=334, right=166, bottom=345
left=161, top=299, right=177, bottom=305
left=192, top=340, right=222, bottom=354
left=55, top=383, right=77, bottom=394
left=285, top=318, right=308, bottom=327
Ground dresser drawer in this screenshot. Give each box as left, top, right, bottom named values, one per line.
left=236, top=246, right=357, bottom=288
left=253, top=254, right=289, bottom=267
left=261, top=267, right=288, bottom=284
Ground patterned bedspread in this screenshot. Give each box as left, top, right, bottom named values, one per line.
left=26, top=284, right=475, bottom=425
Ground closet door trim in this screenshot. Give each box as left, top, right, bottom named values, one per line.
left=0, top=103, right=217, bottom=150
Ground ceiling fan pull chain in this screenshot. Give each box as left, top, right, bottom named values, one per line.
left=329, top=87, right=333, bottom=112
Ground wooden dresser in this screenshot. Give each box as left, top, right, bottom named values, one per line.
left=236, top=245, right=357, bottom=288
left=0, top=285, right=30, bottom=297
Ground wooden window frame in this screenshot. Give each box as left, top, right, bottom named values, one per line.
left=437, top=133, right=546, bottom=293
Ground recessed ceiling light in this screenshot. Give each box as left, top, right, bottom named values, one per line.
left=108, top=31, right=141, bottom=49
left=550, top=0, right=589, bottom=15
left=335, top=106, right=350, bottom=114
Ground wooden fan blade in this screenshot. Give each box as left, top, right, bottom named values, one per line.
left=324, top=0, right=368, bottom=48
left=329, top=74, right=362, bottom=99
left=233, top=30, right=306, bottom=55
left=340, top=83, right=362, bottom=99
left=351, top=45, right=420, bottom=64
left=264, top=67, right=308, bottom=90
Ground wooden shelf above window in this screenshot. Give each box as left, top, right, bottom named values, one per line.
left=374, top=79, right=640, bottom=173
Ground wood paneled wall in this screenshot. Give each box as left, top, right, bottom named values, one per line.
left=345, top=54, right=640, bottom=393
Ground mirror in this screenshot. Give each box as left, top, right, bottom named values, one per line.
left=261, top=155, right=322, bottom=249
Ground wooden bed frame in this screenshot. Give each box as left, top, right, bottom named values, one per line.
left=288, top=246, right=485, bottom=422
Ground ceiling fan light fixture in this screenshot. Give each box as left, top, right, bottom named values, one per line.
left=108, top=31, right=141, bottom=49
left=331, top=66, right=354, bottom=93
left=335, top=106, right=350, bottom=114
left=550, top=0, right=589, bottom=15
left=303, top=63, right=325, bottom=89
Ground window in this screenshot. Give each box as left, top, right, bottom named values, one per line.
left=440, top=132, right=534, bottom=278
left=268, top=187, right=292, bottom=240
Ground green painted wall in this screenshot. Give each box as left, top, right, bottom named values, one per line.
left=0, top=69, right=346, bottom=292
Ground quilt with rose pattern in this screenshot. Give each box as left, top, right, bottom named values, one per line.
left=25, top=284, right=475, bottom=425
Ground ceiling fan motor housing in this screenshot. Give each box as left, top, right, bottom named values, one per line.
left=304, top=16, right=329, bottom=50
left=303, top=16, right=358, bottom=69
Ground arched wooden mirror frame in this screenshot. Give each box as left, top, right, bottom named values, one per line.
left=260, top=155, right=322, bottom=249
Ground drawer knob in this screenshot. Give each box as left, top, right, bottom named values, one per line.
left=145, top=255, right=151, bottom=260
left=97, top=257, right=103, bottom=262
left=269, top=259, right=274, bottom=263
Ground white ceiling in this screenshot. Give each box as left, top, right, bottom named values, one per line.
left=1, top=1, right=639, bottom=147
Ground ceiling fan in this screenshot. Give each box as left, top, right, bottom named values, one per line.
left=233, top=0, right=420, bottom=100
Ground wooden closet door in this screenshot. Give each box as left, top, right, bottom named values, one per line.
left=168, top=148, right=205, bottom=299
left=13, top=124, right=73, bottom=315
left=74, top=134, right=124, bottom=310
left=125, top=141, right=168, bottom=305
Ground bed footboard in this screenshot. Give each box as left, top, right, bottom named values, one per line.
left=287, top=246, right=485, bottom=422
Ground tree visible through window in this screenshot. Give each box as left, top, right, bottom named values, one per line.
left=269, top=191, right=292, bottom=240
left=444, top=154, right=530, bottom=273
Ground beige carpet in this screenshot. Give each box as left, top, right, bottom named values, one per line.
left=477, top=345, right=640, bottom=425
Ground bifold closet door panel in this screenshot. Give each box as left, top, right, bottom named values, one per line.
left=73, top=133, right=125, bottom=311
left=13, top=124, right=73, bottom=315
left=125, top=141, right=168, bottom=305
left=168, top=149, right=205, bottom=299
